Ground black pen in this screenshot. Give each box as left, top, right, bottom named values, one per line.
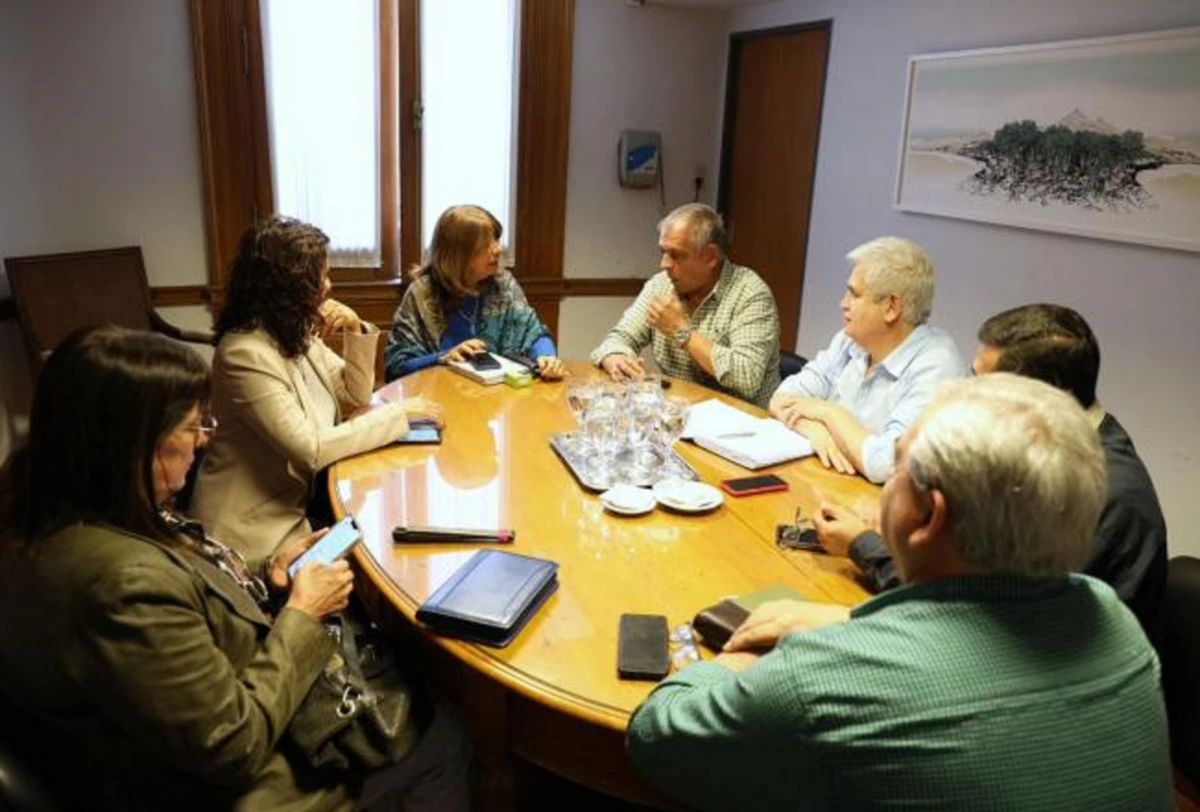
left=393, top=525, right=516, bottom=544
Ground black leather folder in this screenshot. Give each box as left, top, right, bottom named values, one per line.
left=415, top=549, right=559, bottom=648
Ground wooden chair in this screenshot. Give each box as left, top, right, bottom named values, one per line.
left=4, top=246, right=213, bottom=378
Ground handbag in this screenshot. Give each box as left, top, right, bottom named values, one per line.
left=288, top=610, right=419, bottom=772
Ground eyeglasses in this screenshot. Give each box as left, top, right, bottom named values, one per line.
left=181, top=414, right=219, bottom=439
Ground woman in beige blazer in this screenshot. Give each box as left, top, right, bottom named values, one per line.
left=193, top=216, right=439, bottom=559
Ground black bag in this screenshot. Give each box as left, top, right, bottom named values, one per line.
left=288, top=610, right=419, bottom=772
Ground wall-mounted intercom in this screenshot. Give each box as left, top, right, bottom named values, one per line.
left=618, top=130, right=661, bottom=189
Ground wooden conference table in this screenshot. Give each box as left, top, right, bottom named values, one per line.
left=330, top=361, right=880, bottom=808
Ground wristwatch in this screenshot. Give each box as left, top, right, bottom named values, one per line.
left=674, top=326, right=692, bottom=348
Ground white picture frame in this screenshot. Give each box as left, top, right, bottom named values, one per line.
left=893, top=27, right=1200, bottom=253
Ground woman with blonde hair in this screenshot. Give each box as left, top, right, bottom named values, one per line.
left=384, top=205, right=564, bottom=380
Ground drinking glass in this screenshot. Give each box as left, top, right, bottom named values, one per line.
left=566, top=380, right=598, bottom=452
left=657, top=396, right=692, bottom=478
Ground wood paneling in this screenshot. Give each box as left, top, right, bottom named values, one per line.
left=189, top=0, right=273, bottom=294
left=150, top=285, right=212, bottom=309
left=397, top=0, right=421, bottom=273
left=513, top=0, right=575, bottom=303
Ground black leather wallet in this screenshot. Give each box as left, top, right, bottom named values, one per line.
left=415, top=549, right=559, bottom=648
left=692, top=599, right=751, bottom=651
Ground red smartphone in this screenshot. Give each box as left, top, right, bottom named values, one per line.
left=720, top=474, right=789, bottom=497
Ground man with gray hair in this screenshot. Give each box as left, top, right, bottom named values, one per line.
left=591, top=203, right=780, bottom=407
left=628, top=374, right=1172, bottom=811
left=769, top=237, right=963, bottom=482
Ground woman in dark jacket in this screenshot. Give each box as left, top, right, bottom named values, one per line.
left=0, top=325, right=469, bottom=811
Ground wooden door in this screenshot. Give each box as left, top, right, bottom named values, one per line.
left=719, top=23, right=830, bottom=352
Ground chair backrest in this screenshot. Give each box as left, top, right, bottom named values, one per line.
left=1164, top=555, right=1200, bottom=785
left=780, top=350, right=808, bottom=381
left=4, top=247, right=156, bottom=376
left=0, top=687, right=60, bottom=812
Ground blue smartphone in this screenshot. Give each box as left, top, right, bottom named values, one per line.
left=396, top=426, right=442, bottom=444
left=288, top=516, right=362, bottom=579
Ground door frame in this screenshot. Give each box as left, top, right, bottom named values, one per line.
left=716, top=19, right=833, bottom=214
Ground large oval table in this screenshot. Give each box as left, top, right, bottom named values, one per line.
left=331, top=361, right=880, bottom=809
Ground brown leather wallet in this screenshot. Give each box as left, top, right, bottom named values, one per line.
left=692, top=599, right=751, bottom=651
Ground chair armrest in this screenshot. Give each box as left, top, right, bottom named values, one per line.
left=149, top=311, right=215, bottom=346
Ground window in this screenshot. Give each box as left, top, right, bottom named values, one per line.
left=419, top=0, right=518, bottom=250
left=258, top=0, right=518, bottom=273
left=191, top=0, right=573, bottom=328
left=262, top=0, right=381, bottom=267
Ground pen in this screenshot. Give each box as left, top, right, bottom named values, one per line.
left=393, top=526, right=516, bottom=544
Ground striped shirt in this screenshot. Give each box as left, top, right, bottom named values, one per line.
left=628, top=574, right=1172, bottom=811
left=590, top=261, right=780, bottom=407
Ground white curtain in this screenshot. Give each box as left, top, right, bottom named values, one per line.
left=261, top=0, right=380, bottom=266
left=420, top=0, right=518, bottom=251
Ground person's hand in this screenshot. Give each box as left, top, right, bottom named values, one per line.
left=537, top=356, right=565, bottom=380
left=600, top=353, right=645, bottom=382
left=402, top=396, right=444, bottom=428
left=794, top=419, right=855, bottom=475
left=812, top=502, right=872, bottom=558
left=724, top=599, right=851, bottom=652
left=286, top=559, right=355, bottom=621
left=267, top=528, right=329, bottom=591
left=318, top=298, right=362, bottom=336
left=772, top=397, right=827, bottom=430
left=440, top=338, right=488, bottom=364
left=647, top=294, right=688, bottom=336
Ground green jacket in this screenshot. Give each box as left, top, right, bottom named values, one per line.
left=0, top=522, right=355, bottom=811
left=628, top=574, right=1173, bottom=811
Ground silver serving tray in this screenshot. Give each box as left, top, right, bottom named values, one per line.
left=549, top=433, right=700, bottom=492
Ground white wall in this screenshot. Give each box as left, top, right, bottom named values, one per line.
left=729, top=0, right=1200, bottom=555
left=559, top=1, right=729, bottom=357
left=0, top=0, right=211, bottom=454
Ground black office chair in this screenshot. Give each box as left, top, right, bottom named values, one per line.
left=780, top=350, right=808, bottom=380
left=1164, top=556, right=1200, bottom=787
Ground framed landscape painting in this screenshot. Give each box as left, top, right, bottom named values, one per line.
left=894, top=27, right=1200, bottom=253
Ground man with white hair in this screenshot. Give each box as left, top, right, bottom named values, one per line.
left=591, top=203, right=781, bottom=407
left=769, top=237, right=963, bottom=482
left=627, top=375, right=1172, bottom=811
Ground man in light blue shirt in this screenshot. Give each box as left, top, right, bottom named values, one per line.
left=769, top=237, right=963, bottom=483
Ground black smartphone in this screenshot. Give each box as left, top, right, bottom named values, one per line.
left=467, top=352, right=502, bottom=371
left=721, top=474, right=789, bottom=497
left=617, top=614, right=670, bottom=681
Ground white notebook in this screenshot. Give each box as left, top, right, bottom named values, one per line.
left=683, top=399, right=814, bottom=470
left=446, top=353, right=528, bottom=386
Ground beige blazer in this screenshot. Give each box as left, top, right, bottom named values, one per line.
left=193, top=327, right=409, bottom=559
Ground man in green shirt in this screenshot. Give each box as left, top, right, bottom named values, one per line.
left=591, top=203, right=781, bottom=407
left=627, top=374, right=1172, bottom=811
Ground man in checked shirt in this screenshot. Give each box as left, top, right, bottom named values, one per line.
left=590, top=203, right=781, bottom=408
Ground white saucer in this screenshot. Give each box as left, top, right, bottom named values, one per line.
left=600, top=484, right=657, bottom=516
left=652, top=480, right=724, bottom=513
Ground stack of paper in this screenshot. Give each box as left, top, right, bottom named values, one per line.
left=683, top=399, right=813, bottom=470
left=446, top=353, right=529, bottom=386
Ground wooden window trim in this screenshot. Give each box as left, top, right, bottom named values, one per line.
left=190, top=0, right=574, bottom=332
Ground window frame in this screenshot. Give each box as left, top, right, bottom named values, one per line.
left=190, top=0, right=573, bottom=333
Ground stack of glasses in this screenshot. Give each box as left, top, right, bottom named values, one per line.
left=564, top=377, right=693, bottom=489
